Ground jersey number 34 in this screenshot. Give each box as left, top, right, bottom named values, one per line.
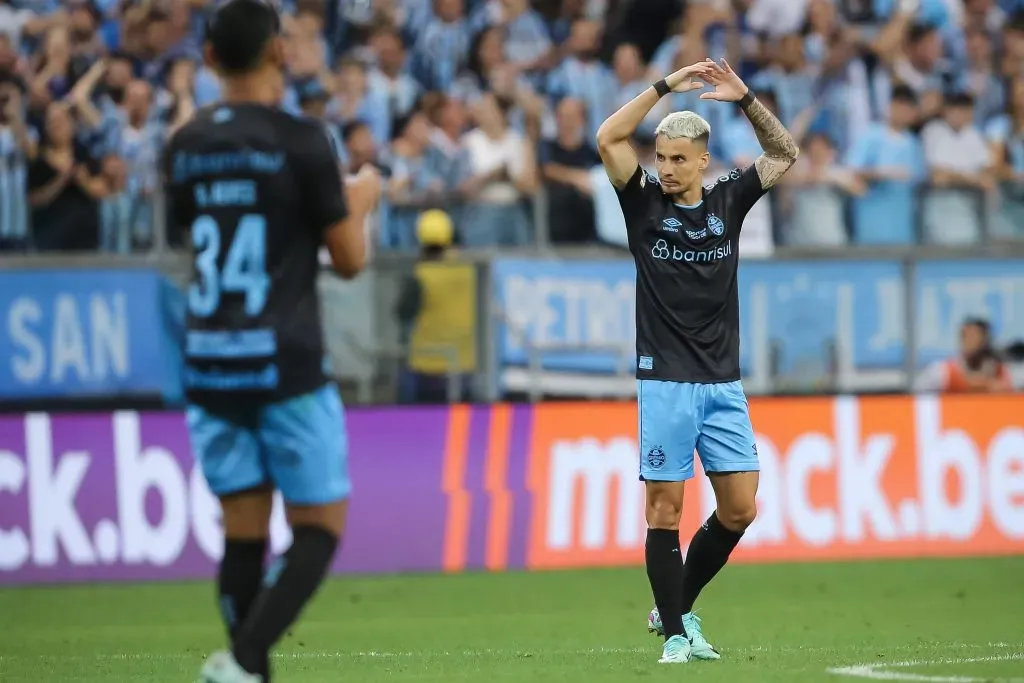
left=189, top=214, right=270, bottom=318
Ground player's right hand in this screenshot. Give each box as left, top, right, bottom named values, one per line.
left=664, top=62, right=711, bottom=94
left=353, top=164, right=383, bottom=207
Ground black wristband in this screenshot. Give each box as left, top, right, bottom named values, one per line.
left=653, top=79, right=671, bottom=98
left=737, top=89, right=755, bottom=109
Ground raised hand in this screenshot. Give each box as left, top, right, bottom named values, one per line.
left=698, top=58, right=749, bottom=102
left=664, top=62, right=712, bottom=94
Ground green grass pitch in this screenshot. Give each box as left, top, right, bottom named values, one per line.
left=1, top=556, right=1022, bottom=682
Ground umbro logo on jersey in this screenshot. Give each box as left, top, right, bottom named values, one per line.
left=661, top=217, right=682, bottom=232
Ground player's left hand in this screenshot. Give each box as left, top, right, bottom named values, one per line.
left=697, top=58, right=749, bottom=102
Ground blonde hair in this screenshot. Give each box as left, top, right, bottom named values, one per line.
left=654, top=111, right=711, bottom=143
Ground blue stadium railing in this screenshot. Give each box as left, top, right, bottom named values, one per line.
left=1, top=184, right=1023, bottom=407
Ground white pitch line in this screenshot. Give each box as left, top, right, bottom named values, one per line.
left=827, top=653, right=1024, bottom=682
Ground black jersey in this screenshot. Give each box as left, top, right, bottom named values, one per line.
left=616, top=164, right=766, bottom=384
left=162, top=103, right=348, bottom=408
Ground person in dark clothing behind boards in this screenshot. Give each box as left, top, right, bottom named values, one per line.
left=541, top=96, right=600, bottom=243
left=395, top=208, right=476, bottom=404
left=160, top=0, right=381, bottom=680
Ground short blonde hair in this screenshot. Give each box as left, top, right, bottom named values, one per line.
left=654, top=111, right=711, bottom=143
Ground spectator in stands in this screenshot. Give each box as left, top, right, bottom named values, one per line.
left=369, top=27, right=424, bottom=129
left=27, top=101, right=105, bottom=251
left=289, top=0, right=333, bottom=71
left=846, top=85, right=925, bottom=244
left=412, top=0, right=471, bottom=92
left=987, top=77, right=1024, bottom=237
left=9, top=0, right=1024, bottom=255
left=916, top=318, right=1014, bottom=393
left=136, top=6, right=198, bottom=84
left=395, top=208, right=476, bottom=404
left=450, top=22, right=546, bottom=139
left=424, top=93, right=469, bottom=204
left=387, top=111, right=446, bottom=249
left=471, top=0, right=553, bottom=90
left=802, top=0, right=844, bottom=65
left=342, top=120, right=379, bottom=175
left=960, top=27, right=1005, bottom=125
left=458, top=91, right=537, bottom=246
left=921, top=91, right=993, bottom=245
left=160, top=56, right=197, bottom=137
left=31, top=25, right=73, bottom=101
left=541, top=96, right=598, bottom=243
left=0, top=0, right=39, bottom=47
left=782, top=131, right=864, bottom=247
left=873, top=20, right=950, bottom=126
left=330, top=57, right=390, bottom=147
left=1000, top=13, right=1024, bottom=81
left=752, top=34, right=815, bottom=128
left=98, top=152, right=137, bottom=253
left=67, top=1, right=105, bottom=83
left=809, top=29, right=873, bottom=155
left=0, top=80, right=35, bottom=252
left=451, top=26, right=506, bottom=102
left=546, top=18, right=614, bottom=143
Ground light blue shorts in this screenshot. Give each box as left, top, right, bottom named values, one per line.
left=186, top=383, right=351, bottom=505
left=637, top=379, right=759, bottom=482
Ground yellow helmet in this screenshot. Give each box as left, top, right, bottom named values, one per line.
left=416, top=209, right=454, bottom=247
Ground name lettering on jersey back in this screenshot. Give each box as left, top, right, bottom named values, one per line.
left=651, top=239, right=732, bottom=263
left=171, top=151, right=284, bottom=183
left=194, top=181, right=257, bottom=209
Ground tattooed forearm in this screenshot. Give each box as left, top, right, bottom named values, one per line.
left=743, top=97, right=799, bottom=190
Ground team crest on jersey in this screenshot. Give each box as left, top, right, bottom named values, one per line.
left=647, top=446, right=666, bottom=469
left=707, top=213, right=725, bottom=236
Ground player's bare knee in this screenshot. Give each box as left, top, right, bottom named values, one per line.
left=719, top=504, right=756, bottom=532
left=645, top=485, right=683, bottom=530
left=286, top=499, right=349, bottom=538
left=220, top=486, right=274, bottom=539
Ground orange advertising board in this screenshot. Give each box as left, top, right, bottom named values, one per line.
left=524, top=395, right=1024, bottom=569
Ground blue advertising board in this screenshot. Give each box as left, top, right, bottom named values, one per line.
left=913, top=260, right=1024, bottom=368
left=492, top=258, right=909, bottom=384
left=491, top=258, right=636, bottom=374
left=0, top=269, right=184, bottom=402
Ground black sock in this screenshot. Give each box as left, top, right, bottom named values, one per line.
left=218, top=539, right=267, bottom=639
left=217, top=539, right=271, bottom=680
left=645, top=528, right=685, bottom=640
left=232, top=526, right=339, bottom=675
left=681, top=513, right=743, bottom=614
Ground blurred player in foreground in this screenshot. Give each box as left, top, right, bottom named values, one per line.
left=595, top=58, right=798, bottom=664
left=160, top=0, right=381, bottom=680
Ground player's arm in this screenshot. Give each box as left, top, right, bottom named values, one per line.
left=326, top=165, right=381, bottom=279
left=698, top=59, right=799, bottom=190
left=742, top=99, right=799, bottom=190
left=596, top=62, right=710, bottom=189
left=302, top=124, right=381, bottom=279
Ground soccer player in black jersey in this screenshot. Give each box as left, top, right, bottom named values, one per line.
left=595, top=59, right=799, bottom=664
left=160, top=1, right=381, bottom=681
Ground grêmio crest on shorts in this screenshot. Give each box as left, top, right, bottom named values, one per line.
left=614, top=164, right=767, bottom=385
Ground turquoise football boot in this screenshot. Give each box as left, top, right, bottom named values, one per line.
left=647, top=607, right=721, bottom=660
left=659, top=634, right=692, bottom=664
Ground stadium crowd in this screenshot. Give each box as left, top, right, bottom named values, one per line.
left=1, top=0, right=1024, bottom=253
